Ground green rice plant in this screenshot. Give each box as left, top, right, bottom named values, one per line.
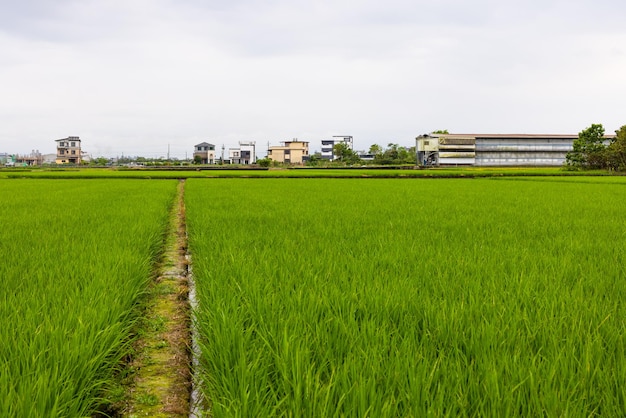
left=186, top=178, right=626, bottom=417
left=1, top=166, right=617, bottom=179
left=0, top=179, right=177, bottom=416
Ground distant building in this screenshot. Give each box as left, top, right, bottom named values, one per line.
left=42, top=154, right=57, bottom=164
left=229, top=141, right=256, bottom=164
left=56, top=136, right=82, bottom=164
left=268, top=140, right=309, bottom=164
left=357, top=152, right=375, bottom=161
left=193, top=142, right=216, bottom=164
left=321, top=136, right=353, bottom=161
left=416, top=133, right=615, bottom=166
left=16, top=150, right=44, bottom=166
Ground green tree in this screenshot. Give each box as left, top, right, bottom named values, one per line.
left=347, top=153, right=362, bottom=164
left=386, top=143, right=399, bottom=160
left=333, top=143, right=360, bottom=164
left=404, top=146, right=417, bottom=164
left=91, top=157, right=109, bottom=166
left=373, top=143, right=415, bottom=165
left=333, top=142, right=350, bottom=161
left=305, top=153, right=325, bottom=166
left=369, top=144, right=383, bottom=155
left=566, top=124, right=607, bottom=169
left=193, top=155, right=202, bottom=164
left=606, top=125, right=626, bottom=171
left=256, top=157, right=272, bottom=167
left=432, top=129, right=449, bottom=134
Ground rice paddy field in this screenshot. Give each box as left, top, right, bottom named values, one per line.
left=2, top=174, right=626, bottom=416
left=186, top=177, right=626, bottom=417
left=0, top=179, right=177, bottom=416
left=0, top=166, right=612, bottom=180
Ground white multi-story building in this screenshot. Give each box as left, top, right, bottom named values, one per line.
left=321, top=135, right=353, bottom=161
left=229, top=141, right=256, bottom=164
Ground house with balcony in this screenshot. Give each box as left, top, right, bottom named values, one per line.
left=56, top=136, right=82, bottom=164
left=268, top=140, right=309, bottom=164
left=193, top=142, right=216, bottom=164
left=228, top=141, right=257, bottom=164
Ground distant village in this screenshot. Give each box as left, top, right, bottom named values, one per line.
left=3, top=131, right=614, bottom=168
left=0, top=135, right=388, bottom=167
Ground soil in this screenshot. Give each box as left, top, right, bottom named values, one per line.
left=121, top=180, right=192, bottom=417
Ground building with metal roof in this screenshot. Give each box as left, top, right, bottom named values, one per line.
left=416, top=133, right=614, bottom=167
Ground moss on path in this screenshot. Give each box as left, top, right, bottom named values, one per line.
left=124, top=180, right=191, bottom=417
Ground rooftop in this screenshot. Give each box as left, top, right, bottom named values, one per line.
left=429, top=133, right=616, bottom=139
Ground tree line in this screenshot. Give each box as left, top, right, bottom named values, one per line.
left=566, top=124, right=626, bottom=171
left=302, top=142, right=417, bottom=166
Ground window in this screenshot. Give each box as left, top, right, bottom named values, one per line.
left=60, top=150, right=64, bottom=155
left=71, top=150, right=76, bottom=155
left=424, top=141, right=430, bottom=146
left=71, top=142, right=75, bottom=147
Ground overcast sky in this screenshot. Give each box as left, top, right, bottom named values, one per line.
left=1, top=0, right=625, bottom=158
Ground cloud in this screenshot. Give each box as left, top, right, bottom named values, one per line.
left=1, top=0, right=625, bottom=157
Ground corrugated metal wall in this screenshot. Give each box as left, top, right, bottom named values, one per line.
left=474, top=137, right=573, bottom=166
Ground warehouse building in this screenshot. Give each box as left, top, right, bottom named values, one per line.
left=416, top=133, right=586, bottom=166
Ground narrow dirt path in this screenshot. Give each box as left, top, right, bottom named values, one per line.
left=124, top=179, right=192, bottom=416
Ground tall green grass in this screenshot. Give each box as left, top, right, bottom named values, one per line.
left=0, top=179, right=177, bottom=416
left=186, top=178, right=626, bottom=416
left=0, top=166, right=615, bottom=179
